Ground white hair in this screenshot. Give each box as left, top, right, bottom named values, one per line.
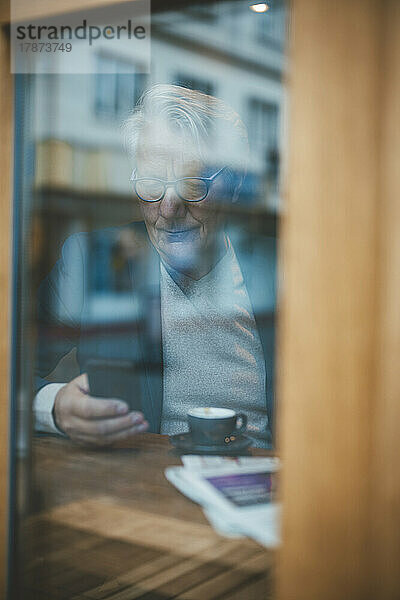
left=122, top=84, right=249, bottom=170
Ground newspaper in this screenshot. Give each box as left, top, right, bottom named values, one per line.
left=165, top=455, right=281, bottom=548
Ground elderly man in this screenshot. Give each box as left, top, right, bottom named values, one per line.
left=34, top=85, right=276, bottom=447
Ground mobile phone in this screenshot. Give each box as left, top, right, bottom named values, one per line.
left=85, top=358, right=143, bottom=413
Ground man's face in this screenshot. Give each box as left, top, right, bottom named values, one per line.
left=135, top=124, right=230, bottom=276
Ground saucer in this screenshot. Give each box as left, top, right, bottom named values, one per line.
left=169, top=432, right=253, bottom=455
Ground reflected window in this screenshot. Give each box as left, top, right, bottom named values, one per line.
left=173, top=74, right=214, bottom=97
left=248, top=98, right=280, bottom=202
left=184, top=5, right=220, bottom=22
left=95, top=54, right=147, bottom=119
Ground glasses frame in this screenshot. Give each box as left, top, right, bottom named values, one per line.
left=130, top=166, right=227, bottom=203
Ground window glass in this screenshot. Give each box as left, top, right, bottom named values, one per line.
left=11, top=1, right=288, bottom=598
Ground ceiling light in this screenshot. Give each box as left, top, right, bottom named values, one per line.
left=250, top=3, right=269, bottom=13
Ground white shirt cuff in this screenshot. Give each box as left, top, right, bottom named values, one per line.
left=33, top=383, right=67, bottom=435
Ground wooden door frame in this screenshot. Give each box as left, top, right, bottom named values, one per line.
left=277, top=1, right=400, bottom=599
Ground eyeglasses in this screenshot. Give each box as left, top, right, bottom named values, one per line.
left=130, top=166, right=226, bottom=203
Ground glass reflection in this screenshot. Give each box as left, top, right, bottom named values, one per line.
left=12, top=1, right=286, bottom=598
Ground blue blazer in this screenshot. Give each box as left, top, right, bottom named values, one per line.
left=35, top=222, right=277, bottom=441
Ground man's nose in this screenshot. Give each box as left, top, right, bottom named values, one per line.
left=159, top=186, right=186, bottom=219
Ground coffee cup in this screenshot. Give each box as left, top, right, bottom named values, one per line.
left=187, top=407, right=247, bottom=446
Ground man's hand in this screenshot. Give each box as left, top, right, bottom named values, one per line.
left=53, top=373, right=148, bottom=446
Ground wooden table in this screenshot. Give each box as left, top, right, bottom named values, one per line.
left=15, top=434, right=275, bottom=600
